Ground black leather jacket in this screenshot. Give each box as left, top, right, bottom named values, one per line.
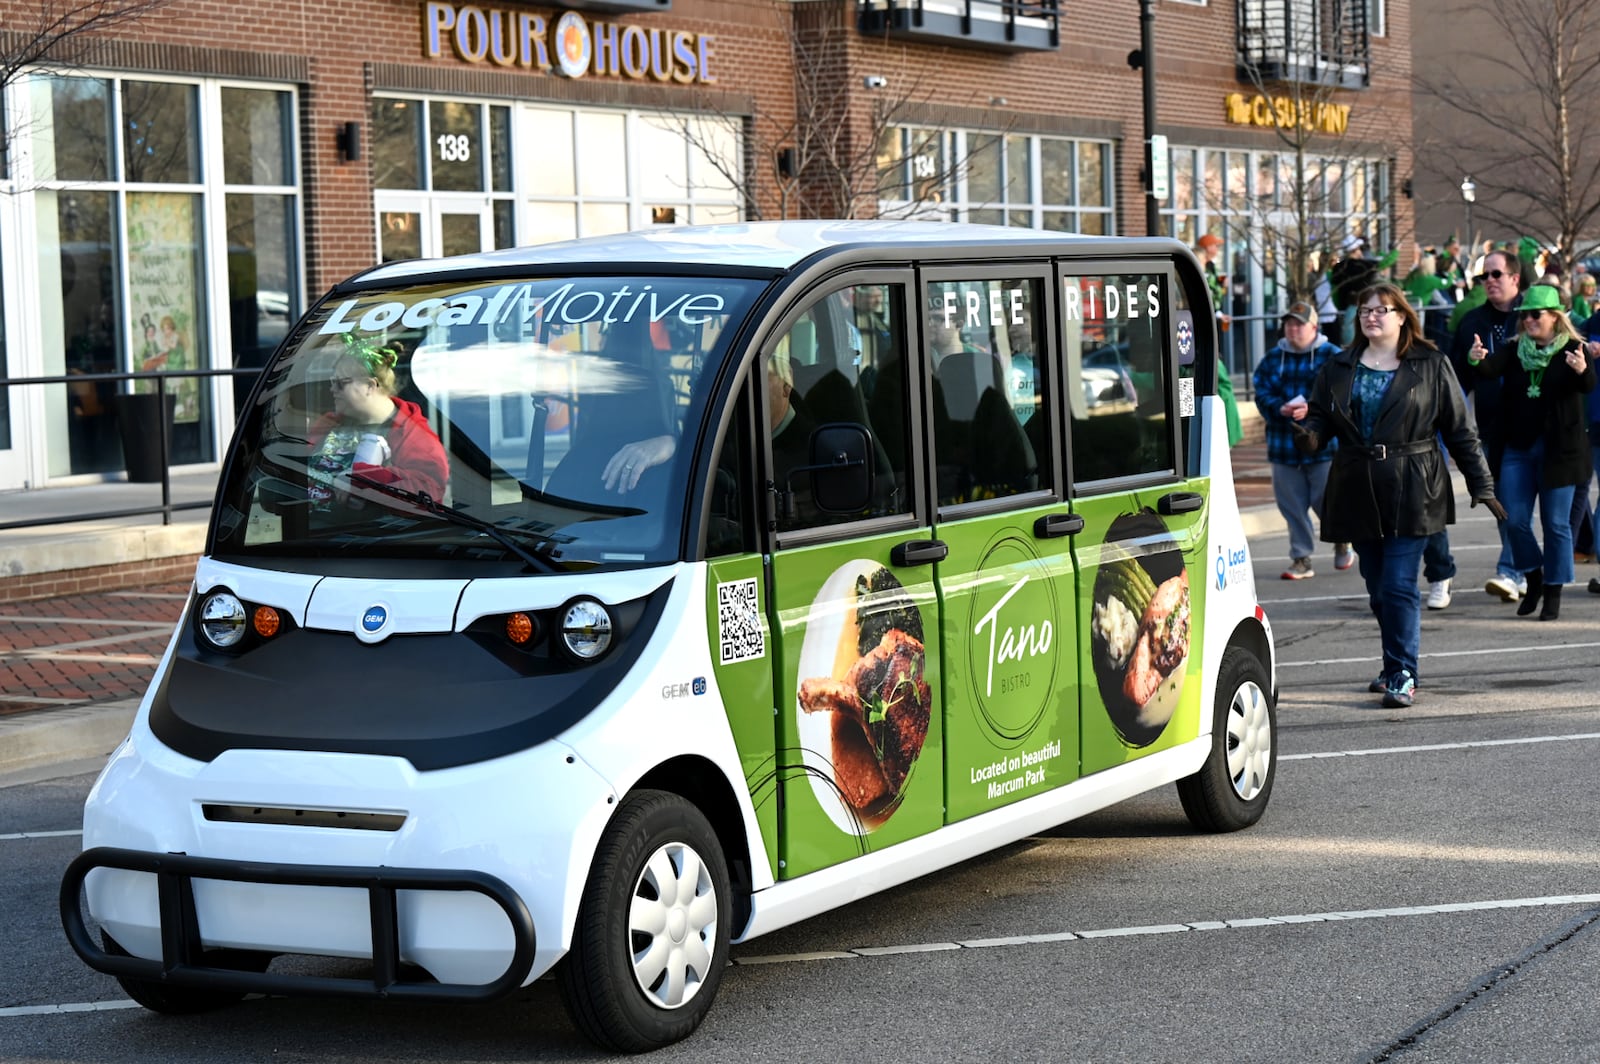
left=1302, top=346, right=1495, bottom=542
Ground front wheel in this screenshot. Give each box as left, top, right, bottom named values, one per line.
left=1176, top=646, right=1276, bottom=832
left=557, top=790, right=732, bottom=1052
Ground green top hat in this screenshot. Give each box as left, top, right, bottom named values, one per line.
left=1519, top=285, right=1565, bottom=313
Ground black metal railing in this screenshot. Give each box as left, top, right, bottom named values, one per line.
left=1237, top=0, right=1369, bottom=90
left=858, top=0, right=1060, bottom=52
left=0, top=366, right=260, bottom=532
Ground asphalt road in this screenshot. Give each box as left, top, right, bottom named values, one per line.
left=3, top=509, right=1598, bottom=1063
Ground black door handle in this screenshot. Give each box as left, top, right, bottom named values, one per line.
left=1157, top=492, right=1204, bottom=515
left=1034, top=512, right=1085, bottom=538
left=890, top=539, right=948, bottom=567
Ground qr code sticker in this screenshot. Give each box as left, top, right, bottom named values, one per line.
left=1178, top=377, right=1196, bottom=417
left=717, top=578, right=765, bottom=664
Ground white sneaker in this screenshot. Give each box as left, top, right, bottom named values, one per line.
left=1485, top=573, right=1521, bottom=602
left=1426, top=578, right=1452, bottom=609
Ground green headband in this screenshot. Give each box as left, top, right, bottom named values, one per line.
left=340, top=331, right=399, bottom=376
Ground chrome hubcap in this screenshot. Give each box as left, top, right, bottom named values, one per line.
left=1226, top=680, right=1272, bottom=802
left=628, top=841, right=718, bottom=1009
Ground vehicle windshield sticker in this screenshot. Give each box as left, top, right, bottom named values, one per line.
left=318, top=282, right=728, bottom=336
left=1178, top=376, right=1195, bottom=416
left=716, top=578, right=764, bottom=664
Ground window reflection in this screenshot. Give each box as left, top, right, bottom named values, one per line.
left=121, top=81, right=199, bottom=184
left=372, top=98, right=422, bottom=190
left=38, top=77, right=112, bottom=182
left=1064, top=274, right=1172, bottom=483
left=39, top=190, right=121, bottom=475
left=430, top=100, right=482, bottom=192
left=227, top=193, right=296, bottom=408
left=222, top=88, right=291, bottom=186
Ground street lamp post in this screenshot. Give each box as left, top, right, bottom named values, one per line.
left=1461, top=176, right=1476, bottom=244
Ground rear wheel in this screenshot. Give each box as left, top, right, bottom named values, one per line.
left=102, top=931, right=271, bottom=1014
left=557, top=790, right=731, bottom=1052
left=1177, top=646, right=1275, bottom=832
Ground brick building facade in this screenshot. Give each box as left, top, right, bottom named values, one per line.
left=0, top=0, right=1412, bottom=493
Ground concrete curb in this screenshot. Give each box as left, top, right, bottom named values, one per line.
left=0, top=699, right=138, bottom=778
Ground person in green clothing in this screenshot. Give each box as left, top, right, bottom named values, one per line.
left=1196, top=233, right=1243, bottom=446
left=1449, top=275, right=1488, bottom=334
left=1570, top=272, right=1596, bottom=327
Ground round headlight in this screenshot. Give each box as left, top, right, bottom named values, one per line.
left=199, top=591, right=248, bottom=649
left=559, top=598, right=613, bottom=661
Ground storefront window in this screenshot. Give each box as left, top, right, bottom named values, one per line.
left=38, top=189, right=121, bottom=476
left=121, top=81, right=199, bottom=184
left=26, top=73, right=302, bottom=480
left=883, top=128, right=1113, bottom=234
left=373, top=98, right=423, bottom=190
left=373, top=96, right=516, bottom=254
left=512, top=106, right=742, bottom=243
left=38, top=77, right=113, bottom=182
left=222, top=87, right=291, bottom=186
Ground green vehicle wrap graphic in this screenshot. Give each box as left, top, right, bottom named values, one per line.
left=769, top=533, right=944, bottom=880
left=706, top=554, right=779, bottom=878
left=937, top=501, right=1079, bottom=822
left=1074, top=477, right=1211, bottom=777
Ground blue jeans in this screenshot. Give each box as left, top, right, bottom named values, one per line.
left=1500, top=440, right=1577, bottom=585
left=1354, top=535, right=1427, bottom=683
left=1272, top=460, right=1331, bottom=561
left=1423, top=529, right=1456, bottom=582
left=1567, top=439, right=1600, bottom=555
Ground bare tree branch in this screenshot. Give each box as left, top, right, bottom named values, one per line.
left=1414, top=0, right=1600, bottom=268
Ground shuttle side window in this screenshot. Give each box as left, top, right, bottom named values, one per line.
left=1062, top=273, right=1174, bottom=484
left=924, top=278, right=1046, bottom=507
left=768, top=284, right=911, bottom=533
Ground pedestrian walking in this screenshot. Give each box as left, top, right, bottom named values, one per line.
left=1251, top=300, right=1352, bottom=580
left=1448, top=249, right=1525, bottom=601
left=1466, top=284, right=1597, bottom=620
left=1295, top=283, right=1503, bottom=708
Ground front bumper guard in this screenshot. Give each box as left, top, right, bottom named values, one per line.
left=61, top=846, right=537, bottom=1003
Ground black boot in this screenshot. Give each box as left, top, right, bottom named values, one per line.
left=1540, top=584, right=1563, bottom=620
left=1517, top=569, right=1544, bottom=616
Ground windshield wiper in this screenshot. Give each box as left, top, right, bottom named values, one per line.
left=348, top=473, right=563, bottom=573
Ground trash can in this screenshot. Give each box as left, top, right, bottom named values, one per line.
left=114, top=391, right=176, bottom=484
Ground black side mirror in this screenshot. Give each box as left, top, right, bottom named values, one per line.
left=807, top=422, right=873, bottom=514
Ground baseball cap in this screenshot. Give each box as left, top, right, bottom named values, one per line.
left=1281, top=300, right=1316, bottom=324
left=1196, top=233, right=1223, bottom=251
left=1340, top=234, right=1366, bottom=253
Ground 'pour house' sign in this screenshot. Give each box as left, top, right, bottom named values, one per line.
left=424, top=6, right=717, bottom=83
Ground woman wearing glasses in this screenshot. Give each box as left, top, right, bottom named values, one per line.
left=1466, top=284, right=1596, bottom=620
left=307, top=335, right=449, bottom=510
left=1295, top=283, right=1502, bottom=708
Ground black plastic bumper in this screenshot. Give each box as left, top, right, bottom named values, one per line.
left=61, top=847, right=537, bottom=1003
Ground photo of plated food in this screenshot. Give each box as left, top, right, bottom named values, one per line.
left=1090, top=512, right=1192, bottom=748
left=795, top=560, right=931, bottom=833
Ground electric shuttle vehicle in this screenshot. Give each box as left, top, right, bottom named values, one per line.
left=62, top=221, right=1277, bottom=1051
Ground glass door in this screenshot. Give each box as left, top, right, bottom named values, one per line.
left=374, top=195, right=490, bottom=262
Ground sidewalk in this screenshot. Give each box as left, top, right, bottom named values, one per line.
left=0, top=437, right=1285, bottom=778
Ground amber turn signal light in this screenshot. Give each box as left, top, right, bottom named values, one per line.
left=505, top=612, right=535, bottom=645
left=252, top=606, right=281, bottom=639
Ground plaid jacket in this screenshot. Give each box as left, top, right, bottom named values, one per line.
left=1252, top=336, right=1341, bottom=465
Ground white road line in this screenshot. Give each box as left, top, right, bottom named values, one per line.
left=0, top=694, right=92, bottom=705
left=730, top=893, right=1600, bottom=967
left=1279, top=641, right=1600, bottom=668
left=1258, top=593, right=1371, bottom=604
left=0, top=829, right=82, bottom=841
left=1282, top=732, right=1600, bottom=761
left=108, top=592, right=189, bottom=600
left=0, top=1000, right=140, bottom=1018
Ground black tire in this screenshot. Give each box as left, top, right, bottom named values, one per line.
left=557, top=790, right=732, bottom=1052
left=1176, top=646, right=1276, bottom=832
left=102, top=931, right=270, bottom=1014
